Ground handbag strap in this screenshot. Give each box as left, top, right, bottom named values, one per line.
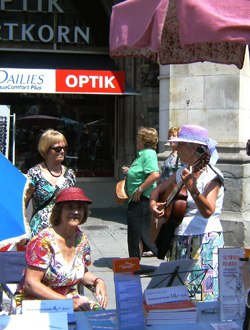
left=175, top=155, right=179, bottom=172
left=31, top=168, right=70, bottom=218
left=31, top=188, right=58, bottom=219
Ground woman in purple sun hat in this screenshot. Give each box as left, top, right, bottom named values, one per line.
left=150, top=124, right=224, bottom=302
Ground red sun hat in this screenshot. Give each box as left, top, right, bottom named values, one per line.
left=55, top=187, right=92, bottom=204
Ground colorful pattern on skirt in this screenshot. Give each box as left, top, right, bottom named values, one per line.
left=170, top=232, right=224, bottom=302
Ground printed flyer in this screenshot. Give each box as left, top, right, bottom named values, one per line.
left=113, top=257, right=145, bottom=330
left=218, top=248, right=246, bottom=321
left=0, top=312, right=68, bottom=330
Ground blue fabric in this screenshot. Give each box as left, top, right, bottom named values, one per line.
left=0, top=152, right=27, bottom=245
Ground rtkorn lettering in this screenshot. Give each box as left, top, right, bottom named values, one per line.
left=1, top=23, right=89, bottom=43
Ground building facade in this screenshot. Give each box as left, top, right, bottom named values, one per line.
left=2, top=1, right=248, bottom=249
left=0, top=0, right=159, bottom=207
left=158, top=52, right=250, bottom=248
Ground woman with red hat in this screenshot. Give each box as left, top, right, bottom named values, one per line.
left=150, top=125, right=224, bottom=302
left=15, top=187, right=108, bottom=312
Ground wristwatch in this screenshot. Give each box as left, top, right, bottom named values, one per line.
left=192, top=191, right=200, bottom=199
left=138, top=187, right=143, bottom=193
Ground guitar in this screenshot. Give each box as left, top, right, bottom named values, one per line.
left=150, top=151, right=211, bottom=244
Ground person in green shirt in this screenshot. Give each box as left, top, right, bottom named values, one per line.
left=122, top=127, right=160, bottom=259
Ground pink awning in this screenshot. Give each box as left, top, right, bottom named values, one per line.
left=110, top=0, right=250, bottom=69
left=179, top=0, right=250, bottom=47
left=110, top=0, right=169, bottom=61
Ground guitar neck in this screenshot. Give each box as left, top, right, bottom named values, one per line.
left=166, top=180, right=184, bottom=207
left=164, top=151, right=210, bottom=208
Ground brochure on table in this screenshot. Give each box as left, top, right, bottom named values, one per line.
left=22, top=299, right=77, bottom=324
left=113, top=257, right=145, bottom=330
left=210, top=322, right=241, bottom=330
left=0, top=312, right=68, bottom=330
left=218, top=247, right=246, bottom=321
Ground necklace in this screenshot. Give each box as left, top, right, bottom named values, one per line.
left=45, top=161, right=62, bottom=178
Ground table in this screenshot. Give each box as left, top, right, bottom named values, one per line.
left=73, top=302, right=244, bottom=330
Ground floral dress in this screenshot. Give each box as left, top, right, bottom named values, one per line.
left=27, top=164, right=76, bottom=238
left=14, top=227, right=102, bottom=311
left=160, top=152, right=182, bottom=183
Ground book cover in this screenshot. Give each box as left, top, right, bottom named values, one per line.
left=143, top=300, right=198, bottom=325
left=146, top=318, right=197, bottom=325
left=143, top=299, right=197, bottom=313
left=145, top=310, right=197, bottom=320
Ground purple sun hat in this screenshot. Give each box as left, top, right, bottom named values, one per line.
left=167, top=125, right=219, bottom=165
left=166, top=125, right=208, bottom=145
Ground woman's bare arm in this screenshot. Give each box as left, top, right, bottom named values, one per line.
left=132, top=171, right=160, bottom=202
left=180, top=167, right=221, bottom=218
left=80, top=266, right=108, bottom=309
left=150, top=173, right=176, bottom=218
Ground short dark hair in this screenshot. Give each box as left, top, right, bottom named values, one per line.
left=50, top=201, right=89, bottom=226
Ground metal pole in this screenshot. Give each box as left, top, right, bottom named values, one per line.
left=11, top=113, right=16, bottom=165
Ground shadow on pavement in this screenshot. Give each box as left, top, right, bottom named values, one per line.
left=139, top=264, right=158, bottom=274
left=89, top=207, right=127, bottom=226
left=93, top=257, right=124, bottom=270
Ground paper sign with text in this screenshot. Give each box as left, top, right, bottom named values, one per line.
left=210, top=321, right=241, bottom=330
left=0, top=312, right=68, bottom=330
left=218, top=248, right=245, bottom=321
left=113, top=257, right=145, bottom=330
left=22, top=299, right=73, bottom=315
left=144, top=285, right=189, bottom=305
left=113, top=257, right=139, bottom=273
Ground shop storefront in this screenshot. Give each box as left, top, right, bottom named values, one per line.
left=0, top=0, right=141, bottom=206
left=0, top=54, right=129, bottom=178
left=0, top=0, right=160, bottom=208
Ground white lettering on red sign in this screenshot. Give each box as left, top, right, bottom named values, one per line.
left=66, top=75, right=115, bottom=89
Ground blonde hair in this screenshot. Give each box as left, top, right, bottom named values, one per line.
left=138, top=127, right=158, bottom=150
left=38, top=129, right=67, bottom=159
left=168, top=126, right=181, bottom=139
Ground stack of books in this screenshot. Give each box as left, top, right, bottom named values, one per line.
left=143, top=299, right=198, bottom=325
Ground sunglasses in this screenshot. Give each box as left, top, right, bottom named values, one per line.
left=50, top=146, right=67, bottom=152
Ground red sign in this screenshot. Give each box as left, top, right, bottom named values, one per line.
left=113, top=257, right=140, bottom=273
left=56, top=70, right=125, bottom=94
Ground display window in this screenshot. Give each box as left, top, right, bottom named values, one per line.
left=7, top=93, right=115, bottom=178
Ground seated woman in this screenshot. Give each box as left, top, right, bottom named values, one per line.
left=15, top=187, right=108, bottom=312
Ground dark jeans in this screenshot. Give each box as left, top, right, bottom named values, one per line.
left=244, top=306, right=250, bottom=330
left=127, top=195, right=158, bottom=259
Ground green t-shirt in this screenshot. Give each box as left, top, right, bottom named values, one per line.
left=126, top=148, right=159, bottom=203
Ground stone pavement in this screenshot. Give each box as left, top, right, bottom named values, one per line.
left=2, top=206, right=164, bottom=312
left=80, top=206, right=163, bottom=310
